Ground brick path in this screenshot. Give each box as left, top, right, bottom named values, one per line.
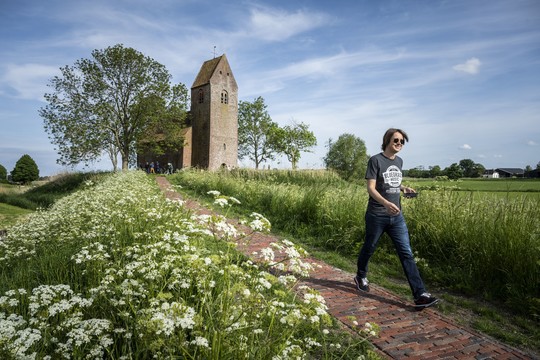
left=156, top=177, right=534, bottom=360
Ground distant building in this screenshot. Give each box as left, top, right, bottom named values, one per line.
left=483, top=169, right=499, bottom=178
left=483, top=168, right=524, bottom=178
left=138, top=54, right=238, bottom=171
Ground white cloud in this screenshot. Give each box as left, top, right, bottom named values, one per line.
left=459, top=144, right=472, bottom=150
left=527, top=140, right=538, bottom=146
left=453, top=57, right=482, bottom=74
left=247, top=7, right=330, bottom=41
left=1, top=63, right=59, bottom=101
left=240, top=49, right=404, bottom=97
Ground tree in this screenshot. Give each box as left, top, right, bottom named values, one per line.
left=238, top=96, right=280, bottom=169
left=0, top=164, right=7, bottom=182
left=136, top=83, right=190, bottom=157
left=459, top=159, right=485, bottom=178
left=471, top=163, right=485, bottom=178
left=444, top=163, right=463, bottom=180
left=40, top=44, right=187, bottom=171
left=273, top=121, right=317, bottom=169
left=429, top=165, right=442, bottom=178
left=323, top=133, right=368, bottom=180
left=11, top=154, right=39, bottom=184
left=458, top=159, right=475, bottom=178
left=406, top=166, right=431, bottom=178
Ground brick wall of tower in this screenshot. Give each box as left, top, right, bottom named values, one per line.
left=190, top=84, right=211, bottom=168
left=207, top=61, right=238, bottom=170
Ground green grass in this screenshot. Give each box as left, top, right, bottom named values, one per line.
left=0, top=203, right=33, bottom=229
left=0, top=172, right=109, bottom=211
left=408, top=177, right=540, bottom=192
left=0, top=172, right=110, bottom=230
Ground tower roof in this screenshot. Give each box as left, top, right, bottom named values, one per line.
left=191, top=54, right=225, bottom=88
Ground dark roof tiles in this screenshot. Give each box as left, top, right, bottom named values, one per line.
left=191, top=56, right=222, bottom=88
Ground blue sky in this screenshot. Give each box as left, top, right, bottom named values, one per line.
left=1, top=0, right=539, bottom=176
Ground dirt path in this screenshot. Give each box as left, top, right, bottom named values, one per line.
left=156, top=176, right=533, bottom=360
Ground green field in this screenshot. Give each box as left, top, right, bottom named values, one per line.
left=408, top=177, right=540, bottom=192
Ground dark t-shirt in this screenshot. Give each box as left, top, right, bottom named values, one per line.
left=365, top=152, right=403, bottom=216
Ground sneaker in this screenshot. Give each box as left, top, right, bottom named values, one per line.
left=354, top=276, right=370, bottom=292
left=414, top=292, right=439, bottom=309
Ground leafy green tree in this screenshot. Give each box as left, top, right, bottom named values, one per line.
left=11, top=154, right=39, bottom=184
left=406, top=166, right=431, bottom=178
left=238, top=96, right=280, bottom=169
left=273, top=121, right=317, bottom=169
left=458, top=159, right=475, bottom=177
left=536, top=161, right=540, bottom=170
left=471, top=163, right=485, bottom=178
left=136, top=83, right=190, bottom=157
left=429, top=165, right=442, bottom=178
left=459, top=159, right=485, bottom=178
left=323, top=133, right=368, bottom=180
left=0, top=164, right=7, bottom=182
left=444, top=163, right=463, bottom=179
left=40, top=44, right=188, bottom=170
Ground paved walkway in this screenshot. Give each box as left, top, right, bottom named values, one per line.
left=156, top=177, right=534, bottom=360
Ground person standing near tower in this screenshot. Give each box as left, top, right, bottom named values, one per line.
left=354, top=128, right=439, bottom=309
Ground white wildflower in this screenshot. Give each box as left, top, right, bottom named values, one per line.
left=191, top=336, right=209, bottom=347
left=260, top=247, right=275, bottom=261
left=214, top=198, right=228, bottom=207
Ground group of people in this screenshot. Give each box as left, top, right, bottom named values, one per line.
left=142, top=161, right=174, bottom=175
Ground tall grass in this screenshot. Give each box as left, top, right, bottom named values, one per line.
left=404, top=190, right=540, bottom=315
left=170, top=169, right=366, bottom=252
left=169, top=169, right=540, bottom=318
left=0, top=171, right=379, bottom=359
left=0, top=172, right=108, bottom=210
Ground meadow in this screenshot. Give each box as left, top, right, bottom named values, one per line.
left=0, top=171, right=380, bottom=359
left=168, top=169, right=540, bottom=322
left=0, top=172, right=108, bottom=211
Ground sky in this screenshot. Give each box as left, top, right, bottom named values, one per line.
left=1, top=0, right=539, bottom=176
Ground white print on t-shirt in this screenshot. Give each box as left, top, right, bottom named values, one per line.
left=383, top=165, right=402, bottom=189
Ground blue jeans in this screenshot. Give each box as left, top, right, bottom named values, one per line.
left=357, top=211, right=426, bottom=299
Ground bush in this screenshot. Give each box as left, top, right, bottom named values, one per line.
left=0, top=164, right=7, bottom=182
left=11, top=154, right=39, bottom=184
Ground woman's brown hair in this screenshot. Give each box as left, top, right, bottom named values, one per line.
left=381, top=128, right=409, bottom=151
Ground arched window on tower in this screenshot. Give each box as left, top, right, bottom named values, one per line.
left=221, top=90, right=228, bottom=104
left=198, top=89, right=204, bottom=104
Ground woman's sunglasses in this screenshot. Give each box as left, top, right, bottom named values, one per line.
left=393, top=138, right=405, bottom=145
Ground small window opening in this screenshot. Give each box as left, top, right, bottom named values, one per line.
left=221, top=90, right=228, bottom=104
left=198, top=89, right=204, bottom=104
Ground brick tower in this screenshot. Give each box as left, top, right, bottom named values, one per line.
left=190, top=54, right=238, bottom=170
